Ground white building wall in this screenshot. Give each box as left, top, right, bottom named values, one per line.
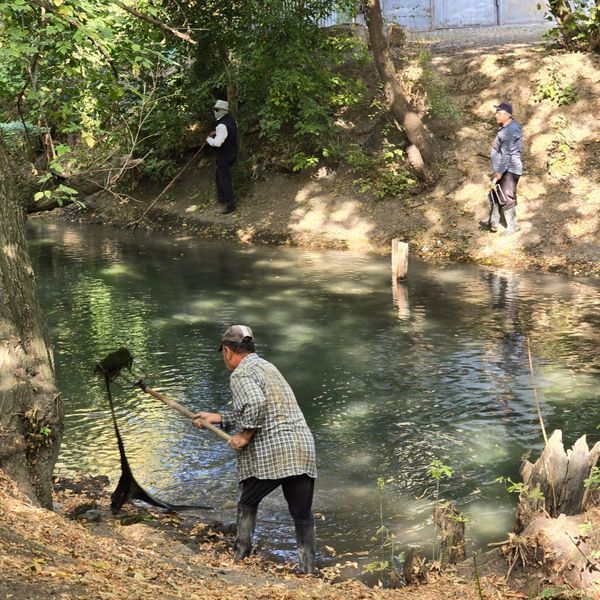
left=320, top=1, right=549, bottom=31
left=381, top=0, right=431, bottom=31
left=499, top=0, right=549, bottom=24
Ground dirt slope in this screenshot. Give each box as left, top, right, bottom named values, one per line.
left=62, top=44, right=599, bottom=279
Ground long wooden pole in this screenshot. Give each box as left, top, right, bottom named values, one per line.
left=142, top=385, right=232, bottom=442
left=526, top=336, right=548, bottom=445
left=131, top=142, right=206, bottom=230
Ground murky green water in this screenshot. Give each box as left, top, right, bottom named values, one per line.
left=27, top=220, right=600, bottom=566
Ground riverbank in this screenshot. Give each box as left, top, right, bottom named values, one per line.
left=0, top=469, right=535, bottom=599
left=56, top=42, right=599, bottom=279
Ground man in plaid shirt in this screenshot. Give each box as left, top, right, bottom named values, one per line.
left=193, top=325, right=317, bottom=574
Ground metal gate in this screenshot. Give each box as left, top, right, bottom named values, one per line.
left=433, top=0, right=497, bottom=28
left=320, top=0, right=548, bottom=31
left=499, top=0, right=547, bottom=24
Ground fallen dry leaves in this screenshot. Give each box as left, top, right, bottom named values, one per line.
left=0, top=469, right=523, bottom=600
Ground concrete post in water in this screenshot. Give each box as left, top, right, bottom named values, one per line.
left=391, top=239, right=408, bottom=281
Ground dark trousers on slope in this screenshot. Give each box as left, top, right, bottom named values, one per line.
left=216, top=156, right=236, bottom=210
left=488, top=171, right=520, bottom=231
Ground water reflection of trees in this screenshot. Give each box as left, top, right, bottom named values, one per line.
left=27, top=222, right=600, bottom=537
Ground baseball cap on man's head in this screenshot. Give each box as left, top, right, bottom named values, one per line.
left=218, top=325, right=253, bottom=351
left=494, top=102, right=513, bottom=115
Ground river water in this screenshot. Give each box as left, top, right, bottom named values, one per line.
left=27, top=220, right=599, bottom=567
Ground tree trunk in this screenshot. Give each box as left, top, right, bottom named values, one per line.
left=0, top=144, right=62, bottom=508
left=515, top=430, right=600, bottom=533
left=364, top=0, right=435, bottom=181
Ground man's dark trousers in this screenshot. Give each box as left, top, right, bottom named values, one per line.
left=488, top=171, right=520, bottom=229
left=239, top=474, right=314, bottom=519
left=216, top=156, right=236, bottom=211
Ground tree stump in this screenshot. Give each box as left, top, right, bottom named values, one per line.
left=433, top=502, right=466, bottom=565
left=402, top=547, right=427, bottom=584
left=516, top=430, right=600, bottom=532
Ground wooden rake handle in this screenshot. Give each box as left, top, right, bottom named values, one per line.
left=142, top=385, right=232, bottom=442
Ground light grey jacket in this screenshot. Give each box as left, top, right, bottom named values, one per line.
left=491, top=118, right=523, bottom=176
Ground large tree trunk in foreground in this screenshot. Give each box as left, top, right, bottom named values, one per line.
left=516, top=430, right=600, bottom=532
left=0, top=145, right=62, bottom=508
left=364, top=0, right=435, bottom=181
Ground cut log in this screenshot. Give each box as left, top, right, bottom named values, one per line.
left=516, top=430, right=600, bottom=532
left=402, top=547, right=427, bottom=584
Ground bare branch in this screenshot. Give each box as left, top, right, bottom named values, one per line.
left=111, top=0, right=197, bottom=45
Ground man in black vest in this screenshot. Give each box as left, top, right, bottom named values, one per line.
left=206, top=100, right=238, bottom=214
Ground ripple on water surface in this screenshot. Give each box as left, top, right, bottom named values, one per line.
left=28, top=221, right=600, bottom=565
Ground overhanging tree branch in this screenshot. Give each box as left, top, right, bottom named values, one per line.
left=111, top=0, right=198, bottom=45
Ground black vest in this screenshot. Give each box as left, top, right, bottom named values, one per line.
left=216, top=114, right=238, bottom=161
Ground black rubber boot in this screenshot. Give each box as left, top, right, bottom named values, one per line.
left=233, top=504, right=257, bottom=562
left=294, top=518, right=316, bottom=574
left=502, top=207, right=520, bottom=235
left=480, top=191, right=499, bottom=232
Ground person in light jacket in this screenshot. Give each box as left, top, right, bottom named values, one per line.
left=483, top=101, right=523, bottom=235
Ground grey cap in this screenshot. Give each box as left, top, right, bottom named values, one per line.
left=219, top=324, right=253, bottom=350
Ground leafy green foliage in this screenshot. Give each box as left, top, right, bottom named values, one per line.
left=345, top=142, right=416, bottom=199
left=0, top=120, right=44, bottom=155
left=428, top=459, right=453, bottom=481
left=139, top=157, right=179, bottom=182
left=414, top=50, right=461, bottom=119
left=0, top=0, right=369, bottom=185
left=546, top=116, right=576, bottom=180
left=541, top=1, right=600, bottom=52
left=0, top=0, right=181, bottom=178
left=427, top=459, right=454, bottom=563
left=495, top=476, right=545, bottom=501
left=584, top=466, right=600, bottom=489
left=578, top=522, right=594, bottom=536
left=362, top=477, right=404, bottom=587
left=197, top=5, right=369, bottom=169
left=33, top=143, right=84, bottom=206
left=533, top=67, right=579, bottom=106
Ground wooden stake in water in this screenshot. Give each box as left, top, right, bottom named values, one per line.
left=391, top=239, right=408, bottom=281
left=527, top=336, right=548, bottom=445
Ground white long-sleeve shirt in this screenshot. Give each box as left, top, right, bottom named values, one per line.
left=207, top=123, right=228, bottom=148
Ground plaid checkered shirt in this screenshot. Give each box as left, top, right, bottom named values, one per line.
left=220, top=353, right=317, bottom=481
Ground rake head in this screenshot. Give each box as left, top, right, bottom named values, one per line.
left=95, top=347, right=134, bottom=381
